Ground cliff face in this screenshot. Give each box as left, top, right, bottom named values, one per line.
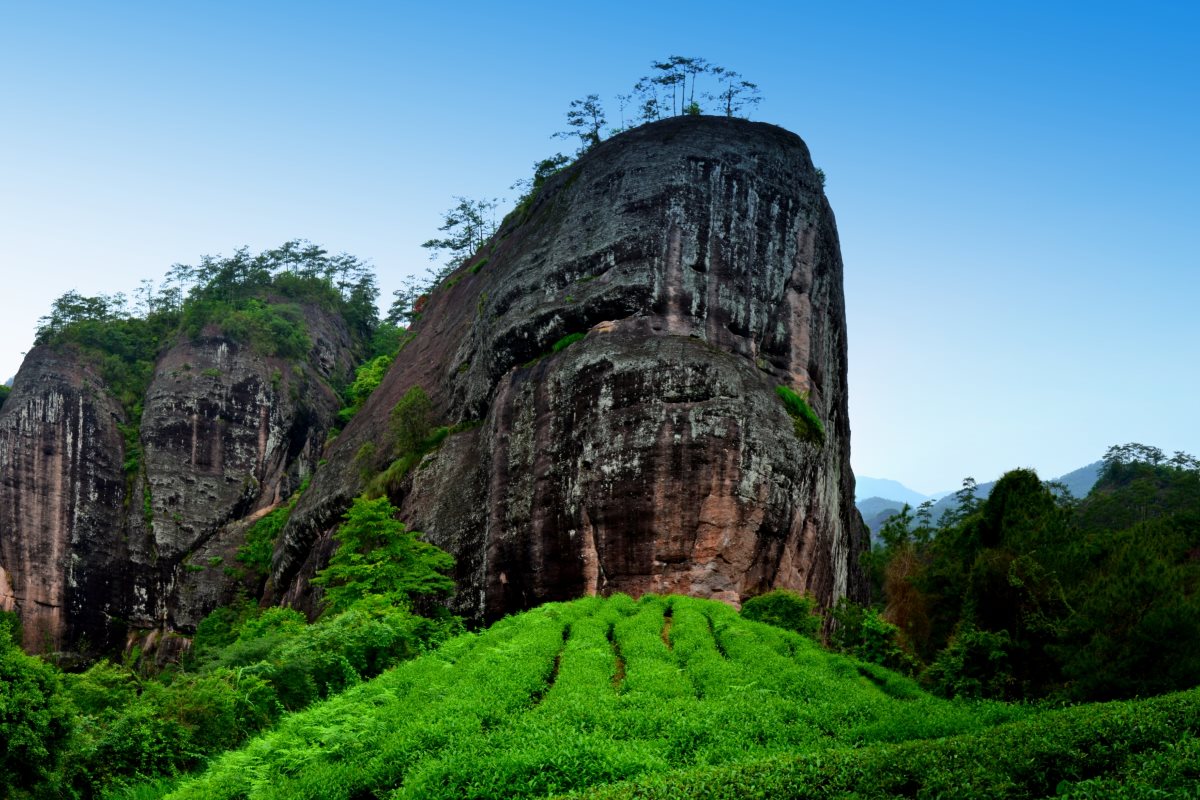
left=0, top=348, right=126, bottom=652
left=276, top=116, right=869, bottom=620
left=0, top=307, right=356, bottom=653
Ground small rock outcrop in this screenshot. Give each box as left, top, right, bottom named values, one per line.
left=0, top=307, right=356, bottom=653
left=275, top=116, right=869, bottom=621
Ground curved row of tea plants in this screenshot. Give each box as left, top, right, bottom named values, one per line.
left=165, top=595, right=1033, bottom=800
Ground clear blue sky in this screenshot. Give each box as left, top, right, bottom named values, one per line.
left=2, top=1, right=1196, bottom=493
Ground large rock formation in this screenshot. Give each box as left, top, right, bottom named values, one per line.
left=0, top=307, right=356, bottom=654
left=276, top=116, right=869, bottom=621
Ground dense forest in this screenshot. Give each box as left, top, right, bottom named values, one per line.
left=849, top=443, right=1200, bottom=703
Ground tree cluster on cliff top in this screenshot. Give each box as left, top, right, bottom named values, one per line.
left=29, top=241, right=389, bottom=423
left=390, top=55, right=763, bottom=325
left=36, top=241, right=380, bottom=351
left=564, top=55, right=762, bottom=152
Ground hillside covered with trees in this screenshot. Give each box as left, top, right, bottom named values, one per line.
left=856, top=444, right=1200, bottom=702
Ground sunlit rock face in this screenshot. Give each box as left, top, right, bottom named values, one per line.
left=276, top=115, right=869, bottom=622
left=0, top=306, right=356, bottom=654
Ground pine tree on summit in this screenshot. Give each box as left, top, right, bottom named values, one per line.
left=555, top=94, right=606, bottom=153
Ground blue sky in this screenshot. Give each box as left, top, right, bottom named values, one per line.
left=1, top=1, right=1196, bottom=493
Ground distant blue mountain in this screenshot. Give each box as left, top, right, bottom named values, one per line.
left=854, top=477, right=930, bottom=505
left=856, top=461, right=1105, bottom=535
left=857, top=497, right=907, bottom=540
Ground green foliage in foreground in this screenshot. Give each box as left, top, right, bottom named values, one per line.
left=572, top=688, right=1200, bottom=799
left=0, top=383, right=11, bottom=410
left=0, top=613, right=73, bottom=791
left=33, top=599, right=458, bottom=799
left=775, top=385, right=825, bottom=444
left=739, top=589, right=820, bottom=638
left=0, top=513, right=458, bottom=800
left=166, top=595, right=1041, bottom=800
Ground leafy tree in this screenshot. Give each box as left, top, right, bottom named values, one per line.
left=390, top=385, right=434, bottom=456
left=1054, top=446, right=1200, bottom=699
left=387, top=274, right=427, bottom=327
left=921, top=626, right=1015, bottom=699
left=311, top=495, right=455, bottom=615
left=828, top=599, right=916, bottom=673
left=508, top=152, right=575, bottom=228
left=421, top=196, right=500, bottom=281
left=937, top=476, right=982, bottom=527
left=740, top=589, right=821, bottom=638
left=337, top=353, right=396, bottom=426
left=1057, top=516, right=1200, bottom=700
left=0, top=383, right=10, bottom=411
left=651, top=55, right=710, bottom=115
left=912, top=499, right=936, bottom=544
left=0, top=613, right=74, bottom=792
left=555, top=94, right=606, bottom=153
left=708, top=66, right=762, bottom=117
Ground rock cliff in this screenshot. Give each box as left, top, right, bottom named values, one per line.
left=275, top=116, right=869, bottom=621
left=0, top=308, right=356, bottom=654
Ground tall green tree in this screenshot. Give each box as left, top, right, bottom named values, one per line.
left=0, top=614, right=74, bottom=793
left=311, top=496, right=455, bottom=615
left=708, top=66, right=762, bottom=117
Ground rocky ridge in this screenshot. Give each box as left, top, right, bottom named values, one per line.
left=274, top=116, right=869, bottom=621
left=0, top=308, right=356, bottom=654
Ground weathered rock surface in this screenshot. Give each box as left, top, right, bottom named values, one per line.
left=0, top=307, right=356, bottom=653
left=276, top=116, right=869, bottom=621
left=0, top=347, right=127, bottom=652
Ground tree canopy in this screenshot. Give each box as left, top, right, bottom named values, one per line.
left=851, top=443, right=1200, bottom=702
left=311, top=495, right=455, bottom=616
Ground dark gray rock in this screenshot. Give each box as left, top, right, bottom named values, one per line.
left=0, top=307, right=357, bottom=655
left=276, top=116, right=869, bottom=621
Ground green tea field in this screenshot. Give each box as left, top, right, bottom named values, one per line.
left=161, top=595, right=1200, bottom=800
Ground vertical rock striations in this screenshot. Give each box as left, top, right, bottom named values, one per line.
left=0, top=348, right=126, bottom=652
left=0, top=308, right=356, bottom=654
left=276, top=116, right=869, bottom=621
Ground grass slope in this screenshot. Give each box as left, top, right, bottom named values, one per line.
left=163, top=595, right=1199, bottom=800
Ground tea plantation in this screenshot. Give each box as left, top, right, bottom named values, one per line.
left=159, top=594, right=1200, bottom=799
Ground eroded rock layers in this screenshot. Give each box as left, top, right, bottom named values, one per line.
left=0, top=309, right=355, bottom=653
left=275, top=116, right=869, bottom=621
